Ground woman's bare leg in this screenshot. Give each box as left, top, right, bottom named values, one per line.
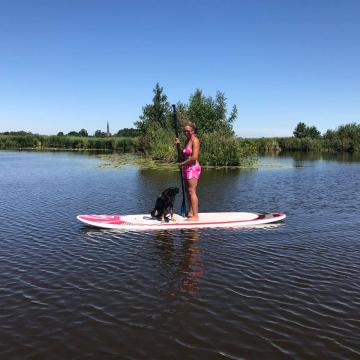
left=186, top=178, right=199, bottom=220
left=185, top=181, right=193, bottom=217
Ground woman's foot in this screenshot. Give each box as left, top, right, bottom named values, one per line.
left=185, top=216, right=199, bottom=221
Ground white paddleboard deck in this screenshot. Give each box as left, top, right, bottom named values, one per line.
left=77, top=212, right=286, bottom=230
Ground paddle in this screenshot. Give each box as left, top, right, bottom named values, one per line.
left=172, top=104, right=187, bottom=217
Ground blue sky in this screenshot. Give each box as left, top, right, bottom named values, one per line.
left=0, top=0, right=359, bottom=137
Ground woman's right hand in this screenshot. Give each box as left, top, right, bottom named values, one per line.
left=175, top=138, right=180, bottom=144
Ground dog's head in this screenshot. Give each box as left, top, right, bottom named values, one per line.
left=163, top=187, right=179, bottom=198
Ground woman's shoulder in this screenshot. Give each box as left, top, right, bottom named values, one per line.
left=192, top=136, right=200, bottom=145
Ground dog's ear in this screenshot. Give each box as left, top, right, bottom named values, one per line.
left=170, top=187, right=179, bottom=196
left=166, top=187, right=179, bottom=195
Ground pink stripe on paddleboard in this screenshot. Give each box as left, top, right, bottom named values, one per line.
left=78, top=215, right=126, bottom=224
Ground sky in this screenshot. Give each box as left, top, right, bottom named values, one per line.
left=0, top=0, right=359, bottom=137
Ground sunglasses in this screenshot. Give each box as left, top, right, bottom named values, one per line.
left=183, top=130, right=192, bottom=134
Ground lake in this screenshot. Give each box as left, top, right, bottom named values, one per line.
left=1, top=150, right=359, bottom=359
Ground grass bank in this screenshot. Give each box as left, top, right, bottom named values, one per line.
left=0, top=135, right=138, bottom=152
left=244, top=136, right=360, bottom=154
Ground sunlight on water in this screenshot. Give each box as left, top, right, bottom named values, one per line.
left=1, top=151, right=360, bottom=359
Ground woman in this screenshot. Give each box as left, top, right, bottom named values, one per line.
left=175, top=122, right=201, bottom=221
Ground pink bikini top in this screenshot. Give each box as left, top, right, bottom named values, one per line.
left=183, top=146, right=192, bottom=156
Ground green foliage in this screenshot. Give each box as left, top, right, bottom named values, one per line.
left=307, top=126, right=321, bottom=139
left=187, top=89, right=236, bottom=136
left=323, top=122, right=360, bottom=153
left=278, top=137, right=323, bottom=152
left=0, top=134, right=138, bottom=152
left=293, top=122, right=307, bottom=138
left=244, top=137, right=324, bottom=153
left=135, top=83, right=173, bottom=155
left=0, top=135, right=42, bottom=149
left=135, top=83, right=172, bottom=134
left=200, top=133, right=257, bottom=166
left=0, top=131, right=33, bottom=136
left=138, top=123, right=177, bottom=161
left=67, top=131, right=80, bottom=136
left=112, top=137, right=138, bottom=152
left=135, top=83, right=243, bottom=166
left=78, top=129, right=88, bottom=137
left=244, top=122, right=360, bottom=154
left=293, top=122, right=321, bottom=139
left=244, top=138, right=281, bottom=153
left=64, top=129, right=89, bottom=137
left=94, top=130, right=107, bottom=137
left=116, top=128, right=140, bottom=137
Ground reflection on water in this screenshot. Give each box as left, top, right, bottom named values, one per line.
left=153, top=230, right=202, bottom=298
left=178, top=230, right=202, bottom=296
left=1, top=150, right=360, bottom=359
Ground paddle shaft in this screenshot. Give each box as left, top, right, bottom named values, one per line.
left=172, top=104, right=187, bottom=216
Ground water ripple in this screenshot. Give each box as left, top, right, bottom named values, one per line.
left=1, top=151, right=360, bottom=359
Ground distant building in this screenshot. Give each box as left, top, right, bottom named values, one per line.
left=106, top=121, right=111, bottom=136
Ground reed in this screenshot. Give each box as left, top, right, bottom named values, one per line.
left=0, top=134, right=138, bottom=152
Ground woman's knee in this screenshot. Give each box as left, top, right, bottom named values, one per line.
left=187, top=187, right=197, bottom=196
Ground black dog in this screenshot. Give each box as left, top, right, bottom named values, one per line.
left=151, top=187, right=179, bottom=223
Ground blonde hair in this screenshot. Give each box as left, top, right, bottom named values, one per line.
left=183, top=122, right=197, bottom=134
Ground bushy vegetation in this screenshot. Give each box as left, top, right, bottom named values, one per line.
left=246, top=122, right=360, bottom=154
left=135, top=83, right=256, bottom=166
left=0, top=134, right=138, bottom=152
left=293, top=122, right=321, bottom=139
left=2, top=90, right=358, bottom=162
left=323, top=123, right=360, bottom=153
left=115, top=128, right=140, bottom=137
left=200, top=134, right=257, bottom=166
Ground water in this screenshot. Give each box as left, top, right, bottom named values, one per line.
left=1, top=151, right=359, bottom=359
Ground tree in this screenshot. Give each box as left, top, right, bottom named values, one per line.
left=337, top=122, right=360, bottom=140
left=188, top=89, right=236, bottom=136
left=293, top=122, right=307, bottom=138
left=94, top=130, right=107, bottom=137
left=293, top=122, right=321, bottom=139
left=307, top=126, right=321, bottom=139
left=134, top=84, right=241, bottom=161
left=1, top=131, right=32, bottom=135
left=78, top=129, right=88, bottom=137
left=67, top=131, right=79, bottom=136
left=337, top=123, right=360, bottom=152
left=116, top=128, right=140, bottom=137
left=135, top=83, right=171, bottom=133
left=57, top=132, right=64, bottom=136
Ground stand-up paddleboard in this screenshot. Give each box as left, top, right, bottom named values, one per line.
left=77, top=212, right=286, bottom=230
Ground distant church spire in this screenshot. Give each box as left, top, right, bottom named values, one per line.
left=106, top=121, right=110, bottom=136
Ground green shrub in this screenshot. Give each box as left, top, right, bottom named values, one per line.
left=0, top=134, right=137, bottom=152
left=200, top=133, right=257, bottom=166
